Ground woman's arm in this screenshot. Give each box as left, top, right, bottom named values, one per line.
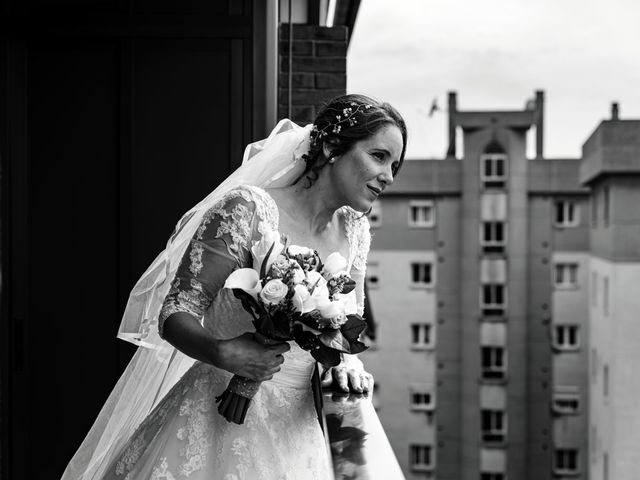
left=159, top=190, right=288, bottom=382
left=163, top=312, right=289, bottom=382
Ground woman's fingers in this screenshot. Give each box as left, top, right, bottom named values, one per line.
left=347, top=370, right=363, bottom=393
left=332, top=367, right=349, bottom=392
left=361, top=373, right=374, bottom=392
left=329, top=366, right=375, bottom=393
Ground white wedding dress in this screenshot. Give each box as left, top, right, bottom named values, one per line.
left=94, top=185, right=371, bottom=480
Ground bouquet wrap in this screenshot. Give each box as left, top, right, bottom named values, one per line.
left=215, top=333, right=281, bottom=424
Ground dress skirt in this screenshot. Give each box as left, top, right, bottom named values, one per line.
left=101, top=344, right=332, bottom=480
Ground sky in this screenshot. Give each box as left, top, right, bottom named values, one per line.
left=347, top=0, right=640, bottom=159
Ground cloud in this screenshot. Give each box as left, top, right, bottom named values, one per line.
left=348, top=0, right=640, bottom=158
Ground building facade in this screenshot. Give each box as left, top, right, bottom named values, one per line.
left=362, top=92, right=640, bottom=480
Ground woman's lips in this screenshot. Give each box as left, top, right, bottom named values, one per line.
left=367, top=185, right=381, bottom=197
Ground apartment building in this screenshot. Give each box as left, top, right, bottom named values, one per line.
left=362, top=92, right=640, bottom=480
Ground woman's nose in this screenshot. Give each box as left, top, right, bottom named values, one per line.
left=379, top=165, right=394, bottom=186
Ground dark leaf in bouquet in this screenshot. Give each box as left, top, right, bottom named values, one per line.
left=297, top=311, right=323, bottom=331
left=340, top=278, right=356, bottom=295
left=340, top=315, right=368, bottom=343
left=346, top=338, right=368, bottom=354
left=253, top=313, right=276, bottom=337
left=259, top=241, right=277, bottom=279
left=292, top=323, right=319, bottom=351
left=270, top=310, right=293, bottom=340
left=314, top=251, right=324, bottom=272
left=311, top=343, right=341, bottom=367
left=232, top=289, right=265, bottom=320
left=319, top=329, right=351, bottom=353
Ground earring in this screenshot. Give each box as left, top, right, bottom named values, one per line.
left=328, top=155, right=337, bottom=164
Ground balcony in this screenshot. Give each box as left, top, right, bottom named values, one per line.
left=324, top=389, right=406, bottom=479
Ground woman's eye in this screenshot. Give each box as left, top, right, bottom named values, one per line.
left=372, top=152, right=385, bottom=160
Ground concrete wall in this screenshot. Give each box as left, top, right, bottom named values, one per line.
left=362, top=249, right=437, bottom=479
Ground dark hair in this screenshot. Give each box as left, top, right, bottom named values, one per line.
left=294, top=94, right=408, bottom=187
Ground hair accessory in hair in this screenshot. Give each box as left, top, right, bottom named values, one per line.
left=309, top=102, right=372, bottom=147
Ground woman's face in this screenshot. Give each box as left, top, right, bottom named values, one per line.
left=328, top=124, right=403, bottom=212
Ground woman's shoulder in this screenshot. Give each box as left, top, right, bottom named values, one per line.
left=216, top=185, right=279, bottom=231
left=339, top=206, right=370, bottom=234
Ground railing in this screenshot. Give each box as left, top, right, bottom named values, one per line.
left=323, top=390, right=405, bottom=480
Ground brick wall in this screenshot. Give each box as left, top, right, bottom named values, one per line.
left=279, top=24, right=348, bottom=125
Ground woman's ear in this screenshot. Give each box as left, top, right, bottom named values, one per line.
left=322, top=143, right=335, bottom=163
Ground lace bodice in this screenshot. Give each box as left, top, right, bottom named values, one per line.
left=158, top=184, right=371, bottom=342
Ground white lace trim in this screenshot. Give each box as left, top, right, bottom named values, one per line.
left=177, top=376, right=214, bottom=476
left=341, top=207, right=371, bottom=271
left=151, top=457, right=176, bottom=480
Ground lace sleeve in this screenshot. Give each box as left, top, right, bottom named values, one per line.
left=158, top=188, right=261, bottom=338
left=346, top=211, right=371, bottom=316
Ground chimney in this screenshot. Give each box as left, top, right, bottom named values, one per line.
left=611, top=102, right=619, bottom=120
left=446, top=91, right=457, bottom=158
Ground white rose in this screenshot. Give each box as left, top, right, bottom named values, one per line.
left=317, top=300, right=348, bottom=328
left=292, top=284, right=312, bottom=312
left=259, top=279, right=288, bottom=305
left=287, top=245, right=314, bottom=257
left=252, top=229, right=284, bottom=274
left=323, top=252, right=348, bottom=278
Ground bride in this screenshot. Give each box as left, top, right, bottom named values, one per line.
left=62, top=94, right=407, bottom=480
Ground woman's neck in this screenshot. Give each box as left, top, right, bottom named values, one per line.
left=273, top=179, right=341, bottom=236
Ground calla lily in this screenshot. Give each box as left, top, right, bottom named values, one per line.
left=224, top=268, right=262, bottom=299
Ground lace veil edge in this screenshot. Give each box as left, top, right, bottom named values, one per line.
left=62, top=119, right=312, bottom=480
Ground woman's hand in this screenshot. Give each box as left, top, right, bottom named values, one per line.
left=214, top=333, right=290, bottom=382
left=320, top=358, right=374, bottom=394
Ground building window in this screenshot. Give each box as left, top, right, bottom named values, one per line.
left=603, top=364, right=609, bottom=398
left=591, top=271, right=598, bottom=307
left=481, top=221, right=506, bottom=252
left=369, top=200, right=382, bottom=228
left=410, top=444, right=433, bottom=471
left=481, top=474, right=505, bottom=480
left=554, top=449, right=579, bottom=475
left=366, top=261, right=380, bottom=289
left=481, top=284, right=506, bottom=313
left=481, top=154, right=507, bottom=188
left=554, top=201, right=580, bottom=227
left=411, top=323, right=434, bottom=349
left=591, top=191, right=598, bottom=227
left=552, top=325, right=580, bottom=351
left=411, top=262, right=434, bottom=288
left=552, top=392, right=581, bottom=415
left=481, top=409, right=507, bottom=444
left=481, top=346, right=507, bottom=381
left=554, top=263, right=579, bottom=288
left=410, top=391, right=435, bottom=411
left=408, top=200, right=435, bottom=227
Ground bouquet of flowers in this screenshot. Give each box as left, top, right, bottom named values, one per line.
left=216, top=226, right=368, bottom=424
